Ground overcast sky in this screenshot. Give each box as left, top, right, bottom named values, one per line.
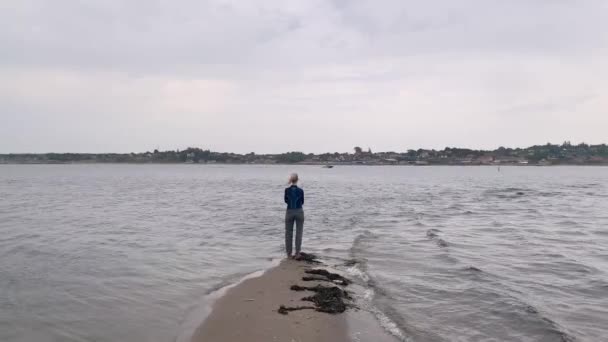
left=1, top=0, right=607, bottom=153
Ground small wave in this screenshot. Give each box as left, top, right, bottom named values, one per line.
left=346, top=264, right=370, bottom=283
left=556, top=220, right=580, bottom=227
left=556, top=229, right=587, bottom=236
left=362, top=288, right=374, bottom=301
left=339, top=256, right=409, bottom=341
left=592, top=229, right=608, bottom=236
left=482, top=187, right=534, bottom=199
left=203, top=268, right=271, bottom=296
left=566, top=183, right=601, bottom=189
left=353, top=230, right=379, bottom=243
left=426, top=228, right=441, bottom=238
left=464, top=286, right=578, bottom=342
left=516, top=301, right=575, bottom=342
left=583, top=280, right=608, bottom=297
left=540, top=253, right=565, bottom=259
left=537, top=191, right=562, bottom=197
left=370, top=306, right=408, bottom=341
left=482, top=187, right=556, bottom=199
left=554, top=260, right=598, bottom=275
left=539, top=317, right=577, bottom=342
left=484, top=187, right=527, bottom=194
left=351, top=284, right=408, bottom=341
left=425, top=229, right=449, bottom=247
left=436, top=239, right=448, bottom=247
left=350, top=230, right=379, bottom=255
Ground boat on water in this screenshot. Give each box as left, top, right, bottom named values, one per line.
left=322, top=165, right=334, bottom=168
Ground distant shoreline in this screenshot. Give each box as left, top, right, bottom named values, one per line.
left=1, top=161, right=607, bottom=166
left=1, top=143, right=607, bottom=166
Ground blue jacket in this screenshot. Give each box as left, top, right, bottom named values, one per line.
left=284, top=185, right=304, bottom=209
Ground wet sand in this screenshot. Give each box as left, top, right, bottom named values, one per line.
left=192, top=259, right=350, bottom=342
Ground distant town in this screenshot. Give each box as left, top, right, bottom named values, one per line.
left=1, top=142, right=607, bottom=166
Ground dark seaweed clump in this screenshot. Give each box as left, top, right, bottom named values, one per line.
left=277, top=262, right=353, bottom=315
left=290, top=284, right=351, bottom=314
left=278, top=305, right=315, bottom=314
left=302, top=269, right=351, bottom=286
left=294, top=252, right=321, bottom=263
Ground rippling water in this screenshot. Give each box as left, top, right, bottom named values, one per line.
left=1, top=165, right=607, bottom=342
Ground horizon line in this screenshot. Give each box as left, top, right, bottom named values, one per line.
left=1, top=141, right=607, bottom=155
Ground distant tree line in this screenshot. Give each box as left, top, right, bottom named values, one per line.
left=1, top=142, right=607, bottom=165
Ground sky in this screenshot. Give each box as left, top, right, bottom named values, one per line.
left=1, top=0, right=607, bottom=154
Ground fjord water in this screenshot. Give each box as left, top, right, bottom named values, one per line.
left=1, top=165, right=607, bottom=342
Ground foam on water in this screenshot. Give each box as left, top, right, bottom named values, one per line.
left=346, top=264, right=370, bottom=283
left=340, top=262, right=407, bottom=341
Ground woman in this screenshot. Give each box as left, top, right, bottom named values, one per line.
left=284, top=173, right=304, bottom=259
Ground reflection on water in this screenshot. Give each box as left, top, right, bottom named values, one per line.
left=0, top=165, right=607, bottom=341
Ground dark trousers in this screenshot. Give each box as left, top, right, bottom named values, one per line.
left=285, top=209, right=304, bottom=255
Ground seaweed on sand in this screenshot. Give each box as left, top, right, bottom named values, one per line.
left=294, top=252, right=321, bottom=263
left=303, top=269, right=351, bottom=286
left=277, top=253, right=355, bottom=315
left=278, top=305, right=315, bottom=315
left=295, top=284, right=351, bottom=313
left=278, top=284, right=352, bottom=315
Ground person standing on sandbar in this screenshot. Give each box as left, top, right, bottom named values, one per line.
left=284, top=173, right=304, bottom=259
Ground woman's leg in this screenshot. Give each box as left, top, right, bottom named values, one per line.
left=294, top=210, right=304, bottom=256
left=285, top=210, right=295, bottom=257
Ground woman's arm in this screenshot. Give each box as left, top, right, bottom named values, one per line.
left=284, top=188, right=289, bottom=204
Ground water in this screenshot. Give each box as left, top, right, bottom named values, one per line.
left=1, top=165, right=607, bottom=342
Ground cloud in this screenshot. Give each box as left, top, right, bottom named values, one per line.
left=1, top=0, right=607, bottom=152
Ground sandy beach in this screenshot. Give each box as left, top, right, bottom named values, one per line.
left=192, top=259, right=351, bottom=342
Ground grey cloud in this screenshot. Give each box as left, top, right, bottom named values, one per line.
left=3, top=0, right=606, bottom=73
left=0, top=0, right=607, bottom=153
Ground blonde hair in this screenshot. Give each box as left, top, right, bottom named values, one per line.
left=288, top=173, right=299, bottom=185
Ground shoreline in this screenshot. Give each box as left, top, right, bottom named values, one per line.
left=188, top=258, right=400, bottom=342
left=1, top=162, right=607, bottom=166
left=176, top=266, right=276, bottom=342
left=190, top=259, right=351, bottom=342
